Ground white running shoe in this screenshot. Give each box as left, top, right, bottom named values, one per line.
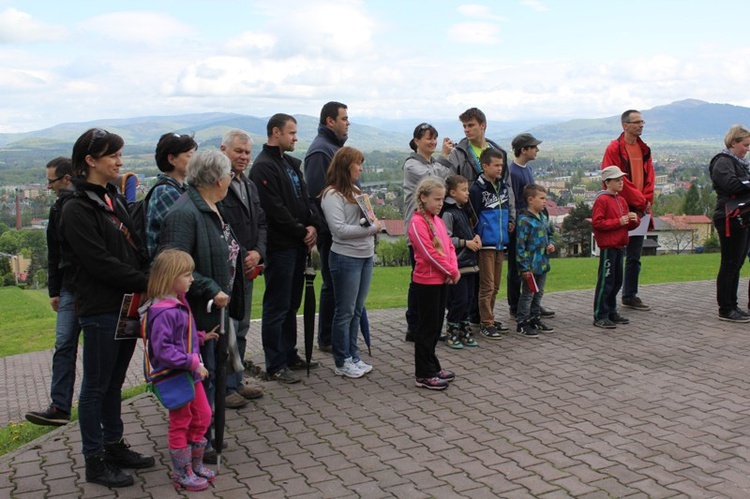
left=334, top=360, right=365, bottom=378
left=352, top=359, right=373, bottom=374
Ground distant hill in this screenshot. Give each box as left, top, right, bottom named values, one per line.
left=2, top=99, right=750, bottom=169
left=526, top=99, right=750, bottom=148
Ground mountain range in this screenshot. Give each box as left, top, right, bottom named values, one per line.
left=2, top=99, right=749, bottom=165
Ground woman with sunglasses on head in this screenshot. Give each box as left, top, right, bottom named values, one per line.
left=402, top=123, right=454, bottom=341
left=59, top=128, right=154, bottom=489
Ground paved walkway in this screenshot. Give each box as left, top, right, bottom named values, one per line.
left=3, top=281, right=750, bottom=497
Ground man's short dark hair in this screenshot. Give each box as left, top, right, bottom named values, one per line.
left=459, top=107, right=486, bottom=125
left=621, top=109, right=640, bottom=123
left=46, top=157, right=72, bottom=177
left=479, top=148, right=503, bottom=166
left=320, top=101, right=347, bottom=125
left=266, top=113, right=297, bottom=137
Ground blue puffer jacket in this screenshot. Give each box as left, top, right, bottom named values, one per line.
left=469, top=173, right=514, bottom=250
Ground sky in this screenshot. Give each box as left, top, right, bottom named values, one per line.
left=1, top=0, right=748, bottom=133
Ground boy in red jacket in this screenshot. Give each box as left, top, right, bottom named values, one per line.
left=592, top=166, right=640, bottom=329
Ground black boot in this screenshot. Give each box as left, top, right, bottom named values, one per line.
left=104, top=438, right=155, bottom=469
left=85, top=454, right=134, bottom=488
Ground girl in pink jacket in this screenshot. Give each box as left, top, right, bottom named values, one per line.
left=407, top=177, right=461, bottom=390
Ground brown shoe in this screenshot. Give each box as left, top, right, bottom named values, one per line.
left=225, top=391, right=249, bottom=408
left=236, top=383, right=264, bottom=400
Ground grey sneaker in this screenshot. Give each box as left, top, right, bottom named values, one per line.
left=334, top=360, right=365, bottom=378
left=593, top=318, right=618, bottom=329
left=269, top=367, right=301, bottom=384
left=622, top=297, right=651, bottom=311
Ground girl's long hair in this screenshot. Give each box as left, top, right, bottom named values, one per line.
left=147, top=248, right=195, bottom=300
left=322, top=146, right=365, bottom=203
left=415, top=177, right=445, bottom=256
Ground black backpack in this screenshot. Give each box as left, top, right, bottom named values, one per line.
left=128, top=177, right=175, bottom=246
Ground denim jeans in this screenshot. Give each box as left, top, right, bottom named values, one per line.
left=227, top=278, right=253, bottom=393
left=78, top=312, right=137, bottom=458
left=261, top=247, right=305, bottom=375
left=329, top=252, right=373, bottom=368
left=517, top=272, right=547, bottom=324
left=622, top=235, right=644, bottom=300
left=50, top=287, right=81, bottom=413
left=316, top=231, right=335, bottom=348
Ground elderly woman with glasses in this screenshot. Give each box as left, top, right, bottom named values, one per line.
left=59, top=128, right=154, bottom=488
left=159, top=150, right=245, bottom=460
left=402, top=123, right=454, bottom=340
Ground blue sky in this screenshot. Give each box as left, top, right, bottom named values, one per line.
left=0, top=0, right=747, bottom=132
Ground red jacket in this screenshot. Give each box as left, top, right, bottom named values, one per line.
left=592, top=191, right=640, bottom=249
left=408, top=212, right=459, bottom=285
left=602, top=133, right=654, bottom=213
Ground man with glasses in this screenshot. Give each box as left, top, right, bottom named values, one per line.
left=602, top=109, right=655, bottom=312
left=219, top=129, right=266, bottom=407
left=25, top=157, right=80, bottom=427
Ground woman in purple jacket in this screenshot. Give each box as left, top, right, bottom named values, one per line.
left=145, top=249, right=218, bottom=491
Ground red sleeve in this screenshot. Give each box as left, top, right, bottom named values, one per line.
left=641, top=156, right=655, bottom=204
left=619, top=178, right=648, bottom=213
left=592, top=198, right=622, bottom=232
left=601, top=141, right=620, bottom=168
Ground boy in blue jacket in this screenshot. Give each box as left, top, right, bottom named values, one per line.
left=469, top=148, right=515, bottom=340
left=515, top=184, right=555, bottom=337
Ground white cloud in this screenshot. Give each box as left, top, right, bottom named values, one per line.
left=0, top=8, right=68, bottom=43
left=457, top=4, right=506, bottom=21
left=79, top=11, right=195, bottom=44
left=520, top=0, right=548, bottom=13
left=448, top=22, right=502, bottom=44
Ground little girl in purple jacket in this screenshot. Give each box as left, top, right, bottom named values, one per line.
left=146, top=249, right=218, bottom=491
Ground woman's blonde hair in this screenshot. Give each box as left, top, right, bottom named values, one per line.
left=415, top=177, right=446, bottom=255
left=725, top=124, right=750, bottom=150
left=147, top=248, right=195, bottom=300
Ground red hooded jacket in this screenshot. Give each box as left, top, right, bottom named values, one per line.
left=592, top=191, right=640, bottom=249
left=602, top=133, right=654, bottom=214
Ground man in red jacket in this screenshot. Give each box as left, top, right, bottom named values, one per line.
left=601, top=109, right=654, bottom=312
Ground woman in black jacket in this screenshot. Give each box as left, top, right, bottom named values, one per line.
left=59, top=128, right=154, bottom=488
left=709, top=124, right=750, bottom=322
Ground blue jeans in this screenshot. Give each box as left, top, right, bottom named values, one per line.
left=227, top=278, right=253, bottom=393
left=50, top=287, right=81, bottom=413
left=517, top=272, right=547, bottom=324
left=78, top=312, right=137, bottom=458
left=261, top=247, right=305, bottom=375
left=329, top=252, right=373, bottom=368
left=622, top=235, right=644, bottom=300
left=316, top=231, right=335, bottom=348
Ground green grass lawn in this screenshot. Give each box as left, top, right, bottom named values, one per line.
left=0, top=252, right=740, bottom=359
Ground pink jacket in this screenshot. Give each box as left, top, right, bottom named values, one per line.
left=408, top=212, right=460, bottom=285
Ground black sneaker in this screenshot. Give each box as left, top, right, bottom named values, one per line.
left=103, top=438, right=155, bottom=469
left=609, top=313, right=630, bottom=325
left=493, top=321, right=510, bottom=333
left=268, top=367, right=301, bottom=384
left=479, top=324, right=503, bottom=340
left=289, top=358, right=320, bottom=371
left=25, top=405, right=70, bottom=427
left=530, top=319, right=555, bottom=333
left=719, top=309, right=750, bottom=323
left=622, top=297, right=651, bottom=311
left=516, top=322, right=539, bottom=338
left=593, top=318, right=617, bottom=329
left=540, top=307, right=556, bottom=318
left=735, top=308, right=750, bottom=318
left=85, top=454, right=134, bottom=488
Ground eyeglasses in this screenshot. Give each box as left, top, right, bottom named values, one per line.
left=625, top=120, right=646, bottom=125
left=47, top=175, right=65, bottom=186
left=88, top=128, right=108, bottom=153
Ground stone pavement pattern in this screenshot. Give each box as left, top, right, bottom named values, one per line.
left=3, top=281, right=750, bottom=497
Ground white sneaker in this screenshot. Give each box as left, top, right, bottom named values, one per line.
left=352, top=359, right=373, bottom=374
left=334, top=360, right=364, bottom=378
